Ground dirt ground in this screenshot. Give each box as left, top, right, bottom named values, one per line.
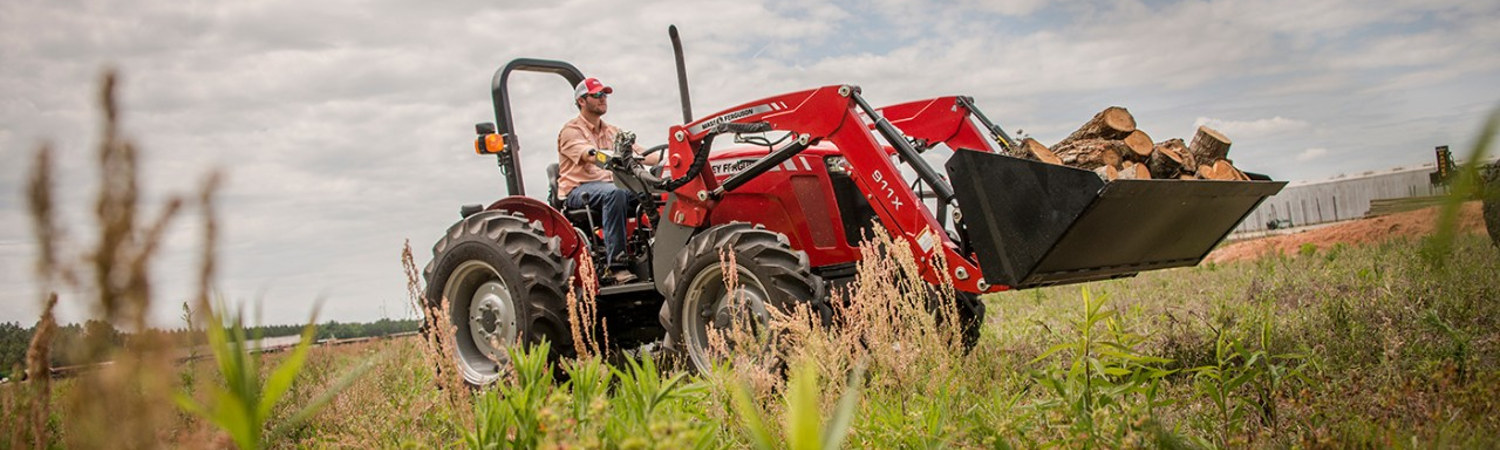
left=1206, top=201, right=1490, bottom=263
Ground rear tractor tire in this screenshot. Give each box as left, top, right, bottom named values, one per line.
left=423, top=210, right=575, bottom=386
left=663, top=223, right=829, bottom=373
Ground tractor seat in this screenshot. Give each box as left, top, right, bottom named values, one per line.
left=547, top=163, right=601, bottom=227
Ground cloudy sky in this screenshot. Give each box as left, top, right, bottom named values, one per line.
left=2, top=0, right=1497, bottom=327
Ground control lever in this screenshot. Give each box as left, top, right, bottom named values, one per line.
left=716, top=121, right=772, bottom=134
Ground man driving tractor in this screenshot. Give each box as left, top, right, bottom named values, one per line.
left=556, top=77, right=659, bottom=284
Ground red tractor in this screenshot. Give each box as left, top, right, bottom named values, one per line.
left=424, top=27, right=1285, bottom=384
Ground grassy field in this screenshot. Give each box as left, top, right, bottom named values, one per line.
left=385, top=234, right=1500, bottom=448
left=5, top=72, right=1497, bottom=448
left=9, top=233, right=1495, bottom=448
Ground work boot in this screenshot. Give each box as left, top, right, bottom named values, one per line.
left=610, top=269, right=638, bottom=285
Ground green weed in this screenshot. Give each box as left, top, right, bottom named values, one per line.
left=174, top=304, right=376, bottom=450
left=730, top=357, right=864, bottom=450
left=1190, top=321, right=1308, bottom=447
left=1024, top=289, right=1179, bottom=447
left=466, top=342, right=553, bottom=449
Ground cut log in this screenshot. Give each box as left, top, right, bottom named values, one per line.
left=1054, top=107, right=1136, bottom=149
left=1052, top=138, right=1126, bottom=170
left=1197, top=164, right=1218, bottom=180
left=1093, top=164, right=1119, bottom=181
left=1117, top=161, right=1150, bottom=180
left=1188, top=126, right=1232, bottom=164
left=1121, top=130, right=1154, bottom=161
left=1147, top=139, right=1186, bottom=179
left=1178, top=173, right=1198, bottom=180
left=1132, top=161, right=1151, bottom=179
left=1199, top=160, right=1245, bottom=181
left=1015, top=137, right=1062, bottom=165
left=1215, top=159, right=1249, bottom=181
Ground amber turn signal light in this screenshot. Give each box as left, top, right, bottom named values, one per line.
left=474, top=122, right=505, bottom=155
left=475, top=133, right=505, bottom=155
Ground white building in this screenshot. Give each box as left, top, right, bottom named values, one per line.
left=1230, top=157, right=1496, bottom=234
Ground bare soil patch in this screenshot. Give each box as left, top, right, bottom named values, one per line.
left=1207, top=201, right=1489, bottom=263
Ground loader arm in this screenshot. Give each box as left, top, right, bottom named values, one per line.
left=661, top=87, right=1284, bottom=293
left=662, top=85, right=1002, bottom=294
left=875, top=95, right=1007, bottom=155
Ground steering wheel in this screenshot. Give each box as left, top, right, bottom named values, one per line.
left=642, top=144, right=668, bottom=159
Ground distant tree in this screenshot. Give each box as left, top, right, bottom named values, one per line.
left=0, top=322, right=29, bottom=379
left=83, top=319, right=122, bottom=348
left=0, top=316, right=424, bottom=379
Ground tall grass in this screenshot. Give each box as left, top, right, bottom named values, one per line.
left=13, top=232, right=1488, bottom=447
left=0, top=70, right=368, bottom=449
left=422, top=218, right=1496, bottom=448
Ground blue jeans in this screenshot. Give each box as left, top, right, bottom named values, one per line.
left=565, top=181, right=636, bottom=268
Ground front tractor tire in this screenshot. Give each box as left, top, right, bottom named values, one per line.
left=423, top=210, right=575, bottom=386
left=949, top=290, right=987, bottom=351
left=664, top=223, right=829, bottom=373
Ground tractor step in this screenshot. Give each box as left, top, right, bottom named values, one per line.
left=946, top=150, right=1285, bottom=289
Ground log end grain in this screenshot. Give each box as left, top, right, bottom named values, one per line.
left=1101, top=107, right=1137, bottom=135
left=1122, top=129, right=1154, bottom=161
left=1020, top=138, right=1062, bottom=165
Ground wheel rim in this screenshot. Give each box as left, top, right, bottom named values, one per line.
left=444, top=260, right=517, bottom=385
left=681, top=262, right=771, bottom=371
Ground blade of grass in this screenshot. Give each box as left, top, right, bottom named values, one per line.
left=258, top=320, right=317, bottom=420
left=730, top=382, right=776, bottom=450
left=1426, top=107, right=1498, bottom=263
left=821, top=362, right=866, bottom=450
left=786, top=361, right=819, bottom=450
left=275, top=353, right=383, bottom=434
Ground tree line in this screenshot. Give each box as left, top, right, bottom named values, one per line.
left=0, top=318, right=419, bottom=381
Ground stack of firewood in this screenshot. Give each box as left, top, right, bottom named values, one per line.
left=1011, top=106, right=1249, bottom=181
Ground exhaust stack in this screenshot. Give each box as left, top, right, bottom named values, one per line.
left=669, top=25, right=693, bottom=124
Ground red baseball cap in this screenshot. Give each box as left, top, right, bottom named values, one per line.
left=574, top=77, right=613, bottom=98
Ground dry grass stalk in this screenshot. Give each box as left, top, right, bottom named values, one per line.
left=27, top=145, right=72, bottom=287
left=921, top=236, right=967, bottom=354
left=22, top=294, right=59, bottom=449
left=817, top=227, right=963, bottom=391
left=1, top=385, right=15, bottom=446
left=701, top=224, right=971, bottom=411
left=706, top=248, right=785, bottom=401
left=51, top=69, right=191, bottom=449
left=402, top=240, right=469, bottom=418
left=566, top=253, right=605, bottom=359
left=20, top=135, right=64, bottom=450
left=193, top=172, right=222, bottom=321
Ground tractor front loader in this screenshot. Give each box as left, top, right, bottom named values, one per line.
left=423, top=26, right=1286, bottom=384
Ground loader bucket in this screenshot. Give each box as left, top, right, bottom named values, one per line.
left=945, top=150, right=1285, bottom=289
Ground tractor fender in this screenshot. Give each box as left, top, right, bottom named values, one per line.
left=485, top=196, right=587, bottom=265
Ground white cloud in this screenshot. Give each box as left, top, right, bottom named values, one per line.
left=1296, top=147, right=1329, bottom=162
left=962, top=0, right=1049, bottom=16
left=1193, top=117, right=1310, bottom=140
